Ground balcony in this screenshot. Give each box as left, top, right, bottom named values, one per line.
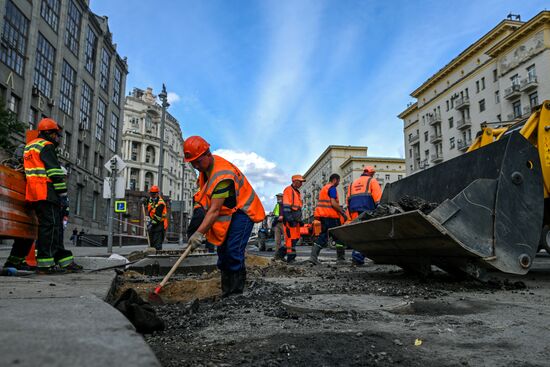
left=430, top=153, right=444, bottom=164
left=455, top=97, right=470, bottom=110
left=507, top=112, right=521, bottom=120
left=429, top=132, right=442, bottom=143
left=523, top=106, right=534, bottom=117
left=504, top=84, right=521, bottom=100
left=428, top=113, right=442, bottom=125
left=457, top=138, right=472, bottom=151
left=408, top=133, right=419, bottom=143
left=456, top=117, right=472, bottom=130
left=520, top=75, right=537, bottom=92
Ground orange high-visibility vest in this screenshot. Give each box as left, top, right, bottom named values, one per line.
left=23, top=138, right=53, bottom=202
left=148, top=197, right=168, bottom=230
left=194, top=155, right=265, bottom=245
left=314, top=183, right=340, bottom=219
left=346, top=175, right=382, bottom=213
left=282, top=185, right=303, bottom=222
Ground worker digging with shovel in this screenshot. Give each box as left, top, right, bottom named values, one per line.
left=182, top=136, right=265, bottom=297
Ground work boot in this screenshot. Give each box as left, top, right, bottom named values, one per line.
left=63, top=262, right=83, bottom=273
left=234, top=268, right=246, bottom=295
left=336, top=247, right=346, bottom=264
left=273, top=247, right=286, bottom=262
left=221, top=271, right=231, bottom=298
left=309, top=244, right=322, bottom=265
left=36, top=266, right=65, bottom=275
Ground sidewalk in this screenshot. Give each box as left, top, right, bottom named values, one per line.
left=0, top=244, right=169, bottom=367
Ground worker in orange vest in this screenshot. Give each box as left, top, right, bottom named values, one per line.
left=274, top=175, right=306, bottom=263
left=184, top=136, right=265, bottom=297
left=309, top=173, right=348, bottom=265
left=347, top=166, right=382, bottom=266
left=23, top=118, right=82, bottom=274
left=146, top=185, right=168, bottom=250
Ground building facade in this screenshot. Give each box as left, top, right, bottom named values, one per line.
left=400, top=11, right=550, bottom=175
left=0, top=0, right=128, bottom=235
left=121, top=87, right=197, bottom=239
left=300, top=145, right=405, bottom=221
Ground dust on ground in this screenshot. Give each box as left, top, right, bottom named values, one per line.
left=132, top=253, right=550, bottom=367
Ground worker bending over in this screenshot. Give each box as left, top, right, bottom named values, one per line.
left=184, top=136, right=265, bottom=297
left=346, top=166, right=382, bottom=265
left=310, top=173, right=348, bottom=264
left=275, top=175, right=305, bottom=263
left=23, top=118, right=81, bottom=274
left=146, top=185, right=168, bottom=250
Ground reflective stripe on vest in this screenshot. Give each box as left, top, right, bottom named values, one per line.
left=314, top=183, right=340, bottom=219
left=23, top=138, right=53, bottom=202
left=282, top=185, right=302, bottom=221
left=195, top=155, right=265, bottom=245
left=347, top=176, right=376, bottom=213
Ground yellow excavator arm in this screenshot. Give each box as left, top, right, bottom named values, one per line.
left=467, top=101, right=550, bottom=197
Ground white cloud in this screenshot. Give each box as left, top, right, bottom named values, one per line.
left=167, top=92, right=181, bottom=105
left=213, top=149, right=288, bottom=210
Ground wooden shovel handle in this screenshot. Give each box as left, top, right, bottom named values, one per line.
left=158, top=245, right=194, bottom=289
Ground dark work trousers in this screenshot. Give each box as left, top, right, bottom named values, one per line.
left=217, top=210, right=254, bottom=272
left=149, top=226, right=165, bottom=250
left=33, top=201, right=73, bottom=268
left=5, top=238, right=34, bottom=266
left=317, top=217, right=341, bottom=248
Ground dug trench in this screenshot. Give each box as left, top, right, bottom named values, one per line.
left=110, top=253, right=550, bottom=367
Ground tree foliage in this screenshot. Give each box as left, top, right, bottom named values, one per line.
left=0, top=104, right=25, bottom=153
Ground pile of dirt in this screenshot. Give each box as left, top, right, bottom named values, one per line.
left=360, top=195, right=438, bottom=221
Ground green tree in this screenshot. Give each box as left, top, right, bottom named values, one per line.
left=0, top=104, right=25, bottom=153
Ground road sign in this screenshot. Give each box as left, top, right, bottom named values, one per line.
left=103, top=176, right=126, bottom=199
left=114, top=200, right=127, bottom=213
left=104, top=154, right=127, bottom=173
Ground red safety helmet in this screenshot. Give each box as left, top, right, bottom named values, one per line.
left=150, top=185, right=160, bottom=193
left=37, top=118, right=61, bottom=132
left=363, top=166, right=375, bottom=175
left=183, top=136, right=210, bottom=162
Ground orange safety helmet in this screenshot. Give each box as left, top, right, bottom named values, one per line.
left=363, top=166, right=375, bottom=175
left=150, top=185, right=160, bottom=193
left=37, top=118, right=61, bottom=132
left=183, top=136, right=210, bottom=162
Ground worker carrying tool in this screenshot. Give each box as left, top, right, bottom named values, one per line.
left=309, top=173, right=348, bottom=265
left=346, top=165, right=382, bottom=266
left=271, top=193, right=284, bottom=254
left=274, top=175, right=305, bottom=263
left=183, top=136, right=265, bottom=297
left=146, top=185, right=168, bottom=250
left=23, top=118, right=81, bottom=274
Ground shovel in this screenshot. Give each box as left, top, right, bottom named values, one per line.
left=148, top=244, right=195, bottom=304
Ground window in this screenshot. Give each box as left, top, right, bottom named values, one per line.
left=446, top=100, right=449, bottom=111
left=79, top=82, right=92, bottom=129
left=495, top=90, right=500, bottom=104
left=529, top=92, right=538, bottom=109
left=398, top=175, right=403, bottom=180
left=83, top=145, right=89, bottom=169
left=424, top=150, right=429, bottom=158
left=63, top=131, right=71, bottom=154
left=84, top=27, right=97, bottom=75
left=497, top=114, right=501, bottom=122
left=76, top=186, right=82, bottom=216
left=33, top=33, right=56, bottom=98
left=512, top=100, right=521, bottom=118
left=92, top=192, right=98, bottom=220
left=131, top=142, right=139, bottom=161
left=479, top=99, right=485, bottom=112
left=448, top=117, right=453, bottom=129
left=145, top=146, right=156, bottom=164
left=409, top=148, right=412, bottom=157
left=144, top=172, right=154, bottom=191
left=99, top=48, right=110, bottom=91
left=476, top=80, right=480, bottom=93
left=424, top=131, right=428, bottom=142
left=493, top=69, right=497, bottom=82
left=481, top=77, right=485, bottom=90
left=40, top=0, right=60, bottom=31
left=1, top=1, right=30, bottom=75
left=7, top=93, right=19, bottom=114
left=112, top=66, right=122, bottom=106
left=450, top=137, right=455, bottom=149
left=109, top=113, right=118, bottom=152
left=96, top=99, right=106, bottom=141
left=527, top=64, right=536, bottom=79
left=64, top=1, right=82, bottom=55
left=511, top=74, right=519, bottom=86
left=59, top=60, right=76, bottom=116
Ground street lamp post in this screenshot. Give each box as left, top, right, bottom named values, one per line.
left=157, top=84, right=170, bottom=193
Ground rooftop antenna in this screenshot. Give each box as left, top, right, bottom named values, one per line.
left=507, top=13, right=521, bottom=21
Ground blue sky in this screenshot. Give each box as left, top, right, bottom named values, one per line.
left=93, top=0, right=547, bottom=207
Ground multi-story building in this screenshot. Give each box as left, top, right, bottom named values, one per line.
left=120, top=87, right=197, bottom=239
left=0, top=0, right=128, bottom=235
left=400, top=11, right=550, bottom=175
left=300, top=145, right=405, bottom=220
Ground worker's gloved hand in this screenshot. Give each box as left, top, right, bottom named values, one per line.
left=188, top=231, right=206, bottom=250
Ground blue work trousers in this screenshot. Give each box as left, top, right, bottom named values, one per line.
left=317, top=217, right=341, bottom=248
left=217, top=210, right=254, bottom=272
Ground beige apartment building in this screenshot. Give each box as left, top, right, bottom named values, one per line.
left=300, top=145, right=405, bottom=220
left=400, top=11, right=550, bottom=175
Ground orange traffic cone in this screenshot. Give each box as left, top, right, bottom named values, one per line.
left=25, top=242, right=37, bottom=267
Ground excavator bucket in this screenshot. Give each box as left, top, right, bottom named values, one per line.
left=330, top=131, right=544, bottom=277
